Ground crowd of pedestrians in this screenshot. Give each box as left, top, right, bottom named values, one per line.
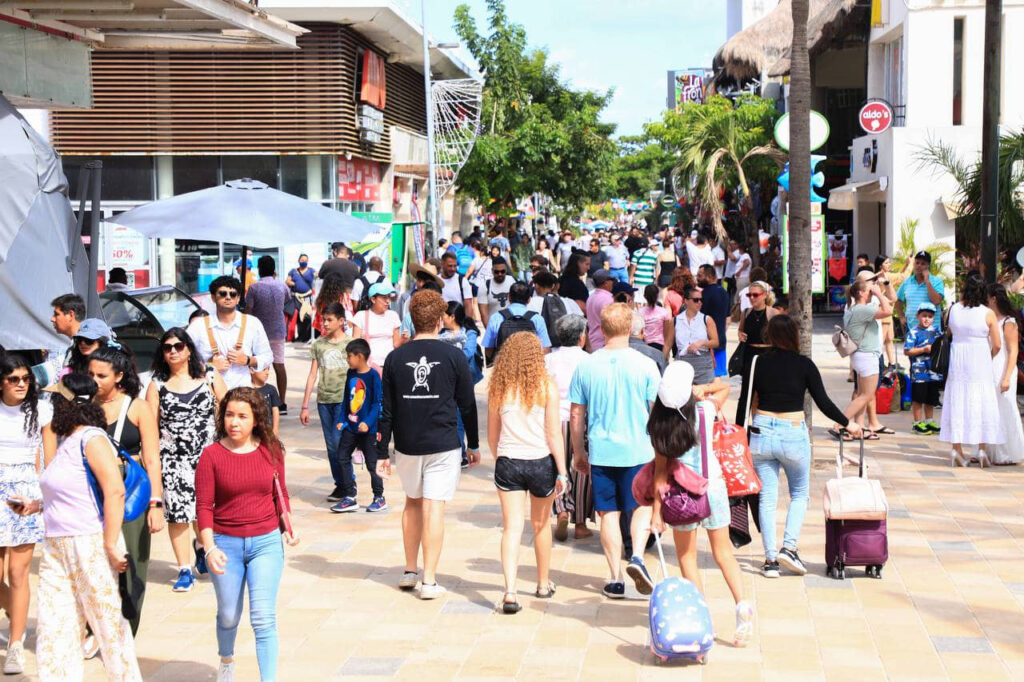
left=4, top=221, right=1024, bottom=679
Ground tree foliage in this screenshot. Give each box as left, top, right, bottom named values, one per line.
left=453, top=0, right=617, bottom=213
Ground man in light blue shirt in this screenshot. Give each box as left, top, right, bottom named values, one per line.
left=569, top=302, right=660, bottom=600
left=602, top=233, right=630, bottom=284
left=481, top=281, right=550, bottom=361
left=897, top=251, right=945, bottom=331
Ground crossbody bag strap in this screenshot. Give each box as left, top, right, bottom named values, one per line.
left=744, top=354, right=759, bottom=429
left=697, top=403, right=709, bottom=478
left=203, top=315, right=219, bottom=356
left=113, top=394, right=131, bottom=444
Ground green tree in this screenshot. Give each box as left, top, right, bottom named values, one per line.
left=611, top=135, right=671, bottom=199
left=453, top=1, right=617, bottom=214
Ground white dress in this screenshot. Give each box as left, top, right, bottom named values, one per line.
left=939, top=303, right=1005, bottom=445
left=989, top=316, right=1024, bottom=463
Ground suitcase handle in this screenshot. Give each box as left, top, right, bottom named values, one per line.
left=836, top=432, right=866, bottom=480
left=653, top=531, right=670, bottom=581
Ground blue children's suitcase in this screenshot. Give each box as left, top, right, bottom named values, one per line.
left=648, top=533, right=714, bottom=664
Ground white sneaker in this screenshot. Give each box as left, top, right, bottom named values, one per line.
left=3, top=640, right=24, bottom=674
left=418, top=582, right=446, bottom=600
left=398, top=571, right=419, bottom=590
left=733, top=601, right=755, bottom=647
left=217, top=661, right=235, bottom=682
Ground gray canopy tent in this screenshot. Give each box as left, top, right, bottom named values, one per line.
left=0, top=94, right=96, bottom=352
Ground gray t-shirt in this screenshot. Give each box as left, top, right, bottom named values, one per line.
left=844, top=302, right=881, bottom=354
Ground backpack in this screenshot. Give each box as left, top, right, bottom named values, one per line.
left=355, top=275, right=373, bottom=311
left=540, top=294, right=568, bottom=346
left=495, top=309, right=538, bottom=353
left=452, top=244, right=473, bottom=275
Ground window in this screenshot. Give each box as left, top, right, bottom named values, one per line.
left=63, top=156, right=155, bottom=201
left=173, top=156, right=220, bottom=194
left=221, top=156, right=278, bottom=188
left=883, top=37, right=904, bottom=125
left=953, top=17, right=964, bottom=125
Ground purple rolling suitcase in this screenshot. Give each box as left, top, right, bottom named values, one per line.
left=824, top=437, right=887, bottom=580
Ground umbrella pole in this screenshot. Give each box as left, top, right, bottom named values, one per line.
left=239, top=245, right=249, bottom=310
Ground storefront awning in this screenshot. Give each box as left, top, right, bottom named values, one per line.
left=940, top=197, right=967, bottom=220
left=828, top=179, right=884, bottom=211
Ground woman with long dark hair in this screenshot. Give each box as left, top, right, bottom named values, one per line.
left=558, top=252, right=590, bottom=312
left=987, top=283, right=1024, bottom=465
left=89, top=346, right=164, bottom=634
left=655, top=238, right=678, bottom=288
left=26, top=373, right=142, bottom=680
left=147, top=328, right=226, bottom=593
left=649, top=362, right=753, bottom=646
left=0, top=354, right=47, bottom=674
left=66, top=318, right=114, bottom=375
left=750, top=316, right=859, bottom=577
left=941, top=273, right=1003, bottom=466
left=197, top=387, right=297, bottom=682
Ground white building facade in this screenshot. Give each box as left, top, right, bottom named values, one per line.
left=833, top=0, right=1024, bottom=271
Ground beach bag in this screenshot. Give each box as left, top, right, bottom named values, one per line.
left=714, top=418, right=761, bottom=497
left=823, top=436, right=887, bottom=521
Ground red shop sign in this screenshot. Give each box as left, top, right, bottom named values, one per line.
left=338, top=158, right=381, bottom=202
left=858, top=100, right=893, bottom=135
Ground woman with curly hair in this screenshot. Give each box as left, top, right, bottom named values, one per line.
left=312, top=273, right=353, bottom=337
left=0, top=354, right=48, bottom=673
left=88, top=346, right=164, bottom=634
left=196, top=387, right=297, bottom=682
left=663, top=266, right=696, bottom=317
left=487, top=332, right=567, bottom=613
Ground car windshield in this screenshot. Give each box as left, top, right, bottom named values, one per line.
left=100, top=288, right=200, bottom=373
left=124, top=289, right=198, bottom=329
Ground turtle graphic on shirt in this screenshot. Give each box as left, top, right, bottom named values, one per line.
left=407, top=356, right=440, bottom=391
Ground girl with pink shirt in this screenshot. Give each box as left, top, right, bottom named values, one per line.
left=640, top=285, right=672, bottom=363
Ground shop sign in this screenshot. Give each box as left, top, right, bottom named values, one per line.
left=106, top=223, right=146, bottom=268
left=338, top=158, right=381, bottom=202
left=659, top=195, right=675, bottom=209
left=773, top=110, right=830, bottom=152
left=782, top=214, right=827, bottom=295
left=858, top=100, right=893, bottom=134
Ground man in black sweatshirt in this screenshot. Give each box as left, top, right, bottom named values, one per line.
left=377, top=289, right=480, bottom=600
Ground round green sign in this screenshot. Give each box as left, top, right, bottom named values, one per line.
left=773, top=110, right=830, bottom=151
left=659, top=195, right=675, bottom=208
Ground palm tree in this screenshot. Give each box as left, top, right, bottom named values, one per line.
left=788, top=0, right=812, bottom=355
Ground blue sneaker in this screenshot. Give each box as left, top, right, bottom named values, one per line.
left=194, top=541, right=208, bottom=575
left=365, top=496, right=389, bottom=513
left=330, top=497, right=359, bottom=513
left=625, top=556, right=654, bottom=596
left=172, top=568, right=195, bottom=593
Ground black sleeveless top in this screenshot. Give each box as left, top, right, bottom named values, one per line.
left=106, top=399, right=142, bottom=457
left=743, top=308, right=768, bottom=345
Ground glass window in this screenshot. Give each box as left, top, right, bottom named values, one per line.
left=280, top=156, right=308, bottom=198
left=222, top=156, right=278, bottom=188
left=174, top=239, right=222, bottom=296
left=63, top=156, right=154, bottom=202
left=953, top=18, right=964, bottom=125
left=173, top=156, right=220, bottom=194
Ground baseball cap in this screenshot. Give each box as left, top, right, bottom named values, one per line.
left=368, top=282, right=396, bottom=298
left=914, top=250, right=932, bottom=264
left=658, top=361, right=695, bottom=410
left=75, top=318, right=113, bottom=341
left=917, top=302, right=937, bottom=314
left=612, top=281, right=637, bottom=296
left=592, top=269, right=611, bottom=286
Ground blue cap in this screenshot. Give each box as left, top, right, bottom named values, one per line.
left=75, top=318, right=113, bottom=341
left=368, top=282, right=396, bottom=298
left=917, top=302, right=937, bottom=314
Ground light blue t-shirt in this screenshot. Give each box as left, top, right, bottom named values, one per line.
left=897, top=274, right=944, bottom=331
left=481, top=303, right=551, bottom=349
left=568, top=347, right=660, bottom=467
left=603, top=244, right=629, bottom=270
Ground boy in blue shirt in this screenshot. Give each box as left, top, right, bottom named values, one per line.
left=331, top=338, right=387, bottom=513
left=904, top=303, right=942, bottom=435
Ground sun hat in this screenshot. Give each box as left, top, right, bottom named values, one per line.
left=658, top=361, right=695, bottom=412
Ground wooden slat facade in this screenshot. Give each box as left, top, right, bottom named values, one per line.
left=50, top=23, right=427, bottom=158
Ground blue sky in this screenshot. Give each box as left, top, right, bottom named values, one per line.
left=408, top=0, right=727, bottom=137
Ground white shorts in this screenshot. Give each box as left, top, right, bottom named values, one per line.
left=851, top=350, right=880, bottom=378
left=395, top=448, right=462, bottom=501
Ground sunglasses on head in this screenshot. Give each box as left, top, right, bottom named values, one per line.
left=162, top=341, right=186, bottom=353
left=216, top=289, right=240, bottom=299
left=3, top=375, right=30, bottom=386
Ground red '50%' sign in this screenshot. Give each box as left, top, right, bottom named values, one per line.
left=859, top=101, right=893, bottom=134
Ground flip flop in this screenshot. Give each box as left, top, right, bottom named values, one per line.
left=862, top=431, right=880, bottom=441
left=873, top=426, right=896, bottom=435
left=828, top=428, right=846, bottom=440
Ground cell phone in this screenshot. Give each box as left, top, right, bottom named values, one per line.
left=6, top=498, right=23, bottom=509
left=748, top=426, right=762, bottom=435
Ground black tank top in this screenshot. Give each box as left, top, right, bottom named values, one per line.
left=743, top=308, right=768, bottom=345
left=106, top=400, right=142, bottom=457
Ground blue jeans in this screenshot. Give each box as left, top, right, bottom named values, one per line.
left=318, top=402, right=353, bottom=488
left=749, top=415, right=811, bottom=560
left=609, top=267, right=629, bottom=284
left=456, top=411, right=466, bottom=458
left=713, top=347, right=727, bottom=377
left=210, top=530, right=284, bottom=681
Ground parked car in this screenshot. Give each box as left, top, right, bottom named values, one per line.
left=100, top=286, right=203, bottom=372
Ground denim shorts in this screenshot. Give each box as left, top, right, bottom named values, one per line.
left=494, top=455, right=557, bottom=498
left=591, top=463, right=644, bottom=513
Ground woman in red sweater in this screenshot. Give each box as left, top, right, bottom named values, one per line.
left=196, top=387, right=297, bottom=682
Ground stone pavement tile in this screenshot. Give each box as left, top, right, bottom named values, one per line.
left=931, top=635, right=994, bottom=653
left=929, top=540, right=976, bottom=553
left=824, top=667, right=888, bottom=682
left=393, top=663, right=464, bottom=681
left=881, top=651, right=947, bottom=679
left=337, top=656, right=405, bottom=676
left=939, top=653, right=1013, bottom=682
left=516, top=665, right=581, bottom=681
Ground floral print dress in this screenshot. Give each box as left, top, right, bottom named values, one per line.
left=154, top=376, right=217, bottom=523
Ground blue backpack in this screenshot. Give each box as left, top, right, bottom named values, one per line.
left=451, top=243, right=473, bottom=275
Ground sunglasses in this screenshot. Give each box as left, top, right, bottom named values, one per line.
left=3, top=375, right=30, bottom=386
left=74, top=337, right=99, bottom=346
left=162, top=341, right=187, bottom=353
left=493, top=269, right=507, bottom=275
left=216, top=290, right=240, bottom=299
left=690, top=298, right=703, bottom=303
left=747, top=292, right=763, bottom=299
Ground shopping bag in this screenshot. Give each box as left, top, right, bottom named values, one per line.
left=713, top=418, right=761, bottom=497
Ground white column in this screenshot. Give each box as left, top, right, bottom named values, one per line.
left=156, top=155, right=176, bottom=286
left=306, top=155, right=323, bottom=202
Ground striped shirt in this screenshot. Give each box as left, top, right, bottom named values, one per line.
left=897, top=274, right=944, bottom=331
left=631, top=247, right=657, bottom=287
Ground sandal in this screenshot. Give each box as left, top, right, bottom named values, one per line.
left=535, top=582, right=556, bottom=599
left=873, top=426, right=896, bottom=435
left=862, top=431, right=880, bottom=441
left=828, top=428, right=847, bottom=441
left=501, top=593, right=522, bottom=614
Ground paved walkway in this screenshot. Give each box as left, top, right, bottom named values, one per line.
left=19, top=320, right=1024, bottom=680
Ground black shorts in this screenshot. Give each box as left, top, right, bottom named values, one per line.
left=494, top=455, right=557, bottom=498
left=911, top=381, right=940, bottom=406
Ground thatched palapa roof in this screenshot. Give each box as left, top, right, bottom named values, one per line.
left=711, top=0, right=859, bottom=83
